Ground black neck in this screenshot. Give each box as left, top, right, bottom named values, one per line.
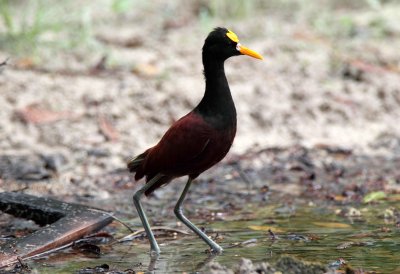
left=194, top=53, right=236, bottom=129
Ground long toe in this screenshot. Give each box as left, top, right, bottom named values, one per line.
left=211, top=244, right=223, bottom=254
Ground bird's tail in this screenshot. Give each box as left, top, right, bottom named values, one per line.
left=127, top=150, right=149, bottom=181
left=127, top=149, right=173, bottom=196
left=127, top=154, right=144, bottom=173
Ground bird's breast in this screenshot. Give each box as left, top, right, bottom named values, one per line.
left=188, top=122, right=236, bottom=175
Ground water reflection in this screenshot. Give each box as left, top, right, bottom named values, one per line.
left=25, top=201, right=400, bottom=273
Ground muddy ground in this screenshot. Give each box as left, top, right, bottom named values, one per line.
left=0, top=0, right=400, bottom=273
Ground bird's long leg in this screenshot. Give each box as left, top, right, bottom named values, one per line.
left=133, top=173, right=164, bottom=255
left=174, top=177, right=223, bottom=253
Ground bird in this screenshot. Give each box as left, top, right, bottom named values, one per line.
left=127, top=27, right=263, bottom=255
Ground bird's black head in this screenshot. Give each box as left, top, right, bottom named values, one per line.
left=203, top=27, right=263, bottom=61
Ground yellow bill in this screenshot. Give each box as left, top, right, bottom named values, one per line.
left=237, top=43, right=263, bottom=60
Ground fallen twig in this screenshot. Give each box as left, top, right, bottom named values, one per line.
left=268, top=229, right=278, bottom=240
left=0, top=192, right=113, bottom=269
left=118, top=226, right=190, bottom=242
left=88, top=208, right=134, bottom=233
left=226, top=238, right=258, bottom=248
left=0, top=58, right=9, bottom=68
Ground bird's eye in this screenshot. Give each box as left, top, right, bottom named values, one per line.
left=228, top=40, right=237, bottom=47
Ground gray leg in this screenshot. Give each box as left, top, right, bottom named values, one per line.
left=133, top=173, right=164, bottom=255
left=174, top=177, right=223, bottom=253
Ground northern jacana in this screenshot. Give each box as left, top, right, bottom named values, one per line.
left=128, top=27, right=263, bottom=254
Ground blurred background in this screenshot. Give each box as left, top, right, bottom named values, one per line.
left=1, top=1, right=400, bottom=272
left=1, top=0, right=400, bottom=193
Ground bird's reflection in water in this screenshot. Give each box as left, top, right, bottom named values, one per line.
left=145, top=248, right=219, bottom=273
left=146, top=253, right=159, bottom=273
left=195, top=252, right=219, bottom=270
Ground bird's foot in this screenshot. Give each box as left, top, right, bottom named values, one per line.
left=209, top=245, right=223, bottom=254
left=150, top=248, right=160, bottom=257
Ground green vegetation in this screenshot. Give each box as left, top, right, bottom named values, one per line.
left=199, top=0, right=399, bottom=39
left=0, top=0, right=98, bottom=56
left=0, top=0, right=398, bottom=59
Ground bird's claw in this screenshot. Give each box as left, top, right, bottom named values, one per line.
left=150, top=249, right=160, bottom=257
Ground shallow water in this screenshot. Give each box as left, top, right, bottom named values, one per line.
left=27, top=200, right=400, bottom=273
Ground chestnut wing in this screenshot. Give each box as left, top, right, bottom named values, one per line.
left=144, top=112, right=214, bottom=176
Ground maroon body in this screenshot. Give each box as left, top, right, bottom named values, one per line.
left=131, top=111, right=236, bottom=195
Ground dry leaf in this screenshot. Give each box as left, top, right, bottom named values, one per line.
left=336, top=241, right=354, bottom=249
left=98, top=115, right=119, bottom=142
left=363, top=191, right=386, bottom=203
left=248, top=225, right=285, bottom=233
left=350, top=59, right=390, bottom=74
left=333, top=195, right=346, bottom=202
left=313, top=222, right=351, bottom=229
left=15, top=57, right=36, bottom=69
left=132, top=63, right=160, bottom=77
left=387, top=194, right=400, bottom=202
left=17, top=104, right=74, bottom=125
